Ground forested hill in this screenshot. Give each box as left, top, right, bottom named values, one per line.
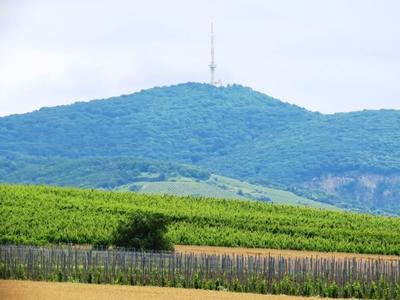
left=1, top=83, right=399, bottom=214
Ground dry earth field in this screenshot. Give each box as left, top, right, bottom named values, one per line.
left=0, top=280, right=341, bottom=300
left=175, top=245, right=400, bottom=261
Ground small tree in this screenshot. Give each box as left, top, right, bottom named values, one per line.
left=113, top=211, right=173, bottom=251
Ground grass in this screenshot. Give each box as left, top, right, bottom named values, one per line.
left=137, top=180, right=243, bottom=199
left=117, top=174, right=338, bottom=210
left=211, top=175, right=339, bottom=209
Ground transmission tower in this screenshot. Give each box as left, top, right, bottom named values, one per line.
left=209, top=22, right=217, bottom=85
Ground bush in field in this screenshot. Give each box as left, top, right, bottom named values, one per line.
left=113, top=212, right=173, bottom=251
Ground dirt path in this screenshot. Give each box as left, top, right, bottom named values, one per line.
left=0, top=280, right=332, bottom=300
left=175, top=245, right=400, bottom=261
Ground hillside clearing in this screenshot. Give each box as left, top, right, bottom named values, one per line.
left=117, top=174, right=337, bottom=210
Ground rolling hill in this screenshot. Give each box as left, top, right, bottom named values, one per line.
left=0, top=83, right=399, bottom=214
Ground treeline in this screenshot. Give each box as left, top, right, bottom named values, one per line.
left=0, top=155, right=210, bottom=189
left=1, top=184, right=399, bottom=254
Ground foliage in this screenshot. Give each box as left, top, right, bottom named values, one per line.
left=113, top=211, right=173, bottom=250
left=0, top=83, right=399, bottom=214
left=0, top=155, right=210, bottom=189
left=1, top=184, right=399, bottom=254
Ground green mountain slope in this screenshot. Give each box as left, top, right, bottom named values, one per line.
left=0, top=83, right=399, bottom=214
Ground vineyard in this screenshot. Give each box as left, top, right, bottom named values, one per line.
left=1, top=184, right=400, bottom=254
left=1, top=245, right=400, bottom=299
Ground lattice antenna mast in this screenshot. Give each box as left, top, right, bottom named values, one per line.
left=209, top=22, right=216, bottom=85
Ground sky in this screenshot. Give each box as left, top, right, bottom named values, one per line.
left=0, top=0, right=399, bottom=117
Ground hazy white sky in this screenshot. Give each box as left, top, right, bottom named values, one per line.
left=0, top=0, right=399, bottom=116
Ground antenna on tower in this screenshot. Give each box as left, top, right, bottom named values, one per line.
left=209, top=22, right=217, bottom=85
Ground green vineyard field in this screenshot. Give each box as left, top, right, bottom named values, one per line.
left=1, top=184, right=399, bottom=254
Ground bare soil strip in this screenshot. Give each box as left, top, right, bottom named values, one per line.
left=175, top=245, right=400, bottom=261
left=0, top=280, right=332, bottom=300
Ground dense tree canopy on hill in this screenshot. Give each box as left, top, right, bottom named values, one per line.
left=0, top=155, right=210, bottom=189
left=0, top=83, right=399, bottom=214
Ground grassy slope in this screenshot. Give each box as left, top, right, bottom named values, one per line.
left=1, top=184, right=399, bottom=254
left=134, top=181, right=243, bottom=199
left=119, top=175, right=338, bottom=210
left=211, top=175, right=339, bottom=209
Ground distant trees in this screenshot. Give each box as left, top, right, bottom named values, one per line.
left=0, top=156, right=211, bottom=189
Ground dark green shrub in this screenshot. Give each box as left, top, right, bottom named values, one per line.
left=87, top=271, right=93, bottom=283
left=343, top=283, right=352, bottom=298
left=113, top=211, right=173, bottom=251
left=352, top=282, right=363, bottom=299
left=257, top=279, right=266, bottom=294
left=272, top=282, right=279, bottom=294
left=232, top=279, right=242, bottom=292
left=317, top=279, right=325, bottom=297
left=205, top=280, right=214, bottom=290
left=378, top=277, right=389, bottom=299
left=57, top=270, right=63, bottom=282
left=215, top=277, right=225, bottom=290
left=193, top=272, right=202, bottom=289
left=303, top=277, right=314, bottom=296
left=326, top=282, right=339, bottom=298
left=161, top=275, right=168, bottom=287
